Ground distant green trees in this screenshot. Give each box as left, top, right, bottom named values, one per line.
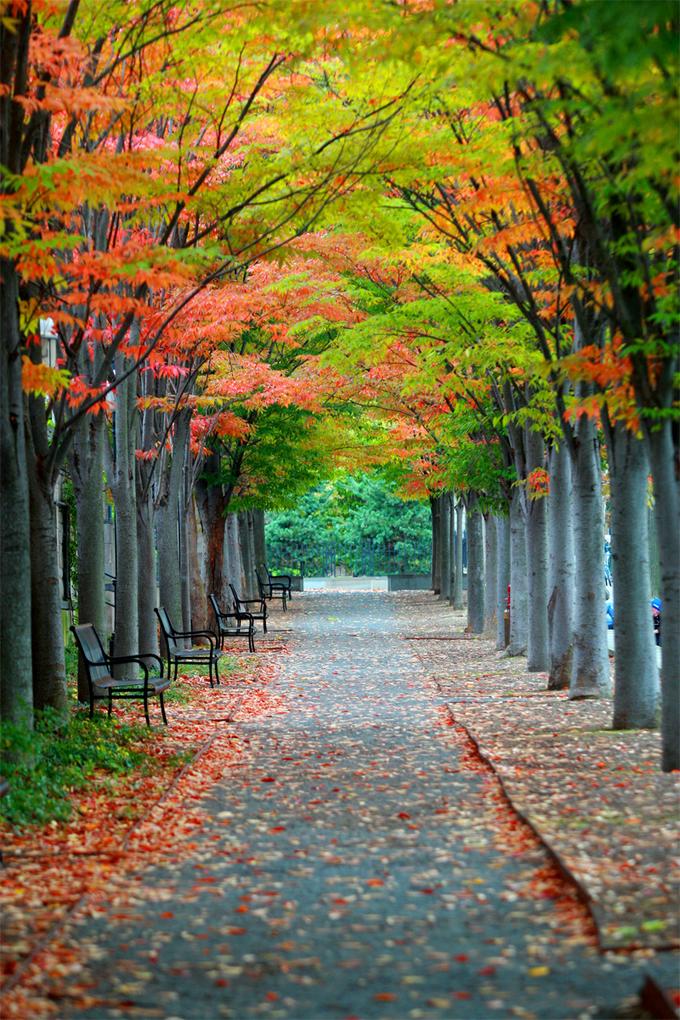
left=265, top=473, right=431, bottom=576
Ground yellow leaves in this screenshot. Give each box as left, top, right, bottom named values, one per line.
left=21, top=357, right=70, bottom=398
left=527, top=965, right=550, bottom=977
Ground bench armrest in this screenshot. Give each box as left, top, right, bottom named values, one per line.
left=170, top=628, right=218, bottom=646
left=106, top=654, right=150, bottom=676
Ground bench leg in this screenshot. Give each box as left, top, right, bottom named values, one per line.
left=143, top=692, right=151, bottom=728
left=214, top=655, right=220, bottom=686
left=108, top=691, right=113, bottom=718
left=249, top=628, right=255, bottom=653
left=160, top=692, right=168, bottom=726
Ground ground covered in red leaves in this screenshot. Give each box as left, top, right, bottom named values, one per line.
left=401, top=595, right=679, bottom=954
left=0, top=640, right=288, bottom=1017
left=1, top=594, right=678, bottom=1019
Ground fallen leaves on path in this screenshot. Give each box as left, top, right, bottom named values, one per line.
left=0, top=641, right=288, bottom=1016
left=404, top=598, right=680, bottom=952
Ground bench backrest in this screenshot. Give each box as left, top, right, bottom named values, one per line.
left=155, top=607, right=181, bottom=654
left=254, top=567, right=267, bottom=595
left=71, top=624, right=111, bottom=686
left=228, top=583, right=243, bottom=610
left=208, top=593, right=222, bottom=626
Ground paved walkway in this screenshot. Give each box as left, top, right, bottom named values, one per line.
left=56, top=593, right=652, bottom=1019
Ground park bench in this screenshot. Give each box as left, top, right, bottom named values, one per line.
left=261, top=563, right=293, bottom=601
left=255, top=565, right=287, bottom=611
left=229, top=583, right=268, bottom=634
left=209, top=592, right=256, bottom=652
left=155, top=608, right=222, bottom=687
left=71, top=623, right=169, bottom=727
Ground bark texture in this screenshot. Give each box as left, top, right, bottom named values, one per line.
left=646, top=422, right=679, bottom=771
left=484, top=514, right=498, bottom=636
left=0, top=260, right=33, bottom=724
left=495, top=513, right=510, bottom=650
left=608, top=426, right=658, bottom=729
left=452, top=500, right=464, bottom=610
left=136, top=488, right=159, bottom=658
left=71, top=414, right=106, bottom=700
left=547, top=443, right=574, bottom=690
left=525, top=430, right=550, bottom=671
left=157, top=411, right=189, bottom=631
left=440, top=494, right=452, bottom=602
left=110, top=359, right=138, bottom=665
left=507, top=488, right=528, bottom=656
left=569, top=416, right=610, bottom=698
left=466, top=497, right=485, bottom=634
left=430, top=496, right=441, bottom=594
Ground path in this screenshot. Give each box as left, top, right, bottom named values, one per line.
left=51, top=593, right=652, bottom=1019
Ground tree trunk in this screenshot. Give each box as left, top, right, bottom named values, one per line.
left=507, top=487, right=528, bottom=656
left=180, top=449, right=192, bottom=632
left=440, top=493, right=452, bottom=602
left=430, top=496, right=441, bottom=593
left=449, top=493, right=455, bottom=603
left=484, top=514, right=498, bottom=635
left=466, top=495, right=485, bottom=634
left=569, top=416, right=610, bottom=698
left=547, top=442, right=574, bottom=690
left=648, top=505, right=660, bottom=598
left=452, top=499, right=464, bottom=610
left=157, top=411, right=189, bottom=631
left=136, top=487, right=159, bottom=658
left=0, top=260, right=33, bottom=725
left=607, top=425, right=658, bottom=728
left=225, top=513, right=245, bottom=593
left=645, top=421, right=679, bottom=771
left=238, top=510, right=257, bottom=599
left=110, top=359, right=138, bottom=664
left=71, top=414, right=106, bottom=701
left=25, top=372, right=67, bottom=714
left=253, top=509, right=267, bottom=572
left=525, top=430, right=550, bottom=671
left=188, top=497, right=208, bottom=630
left=496, top=513, right=510, bottom=650
left=27, top=456, right=67, bottom=713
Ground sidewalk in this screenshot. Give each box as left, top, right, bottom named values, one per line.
left=398, top=593, right=679, bottom=953
left=1, top=591, right=678, bottom=1019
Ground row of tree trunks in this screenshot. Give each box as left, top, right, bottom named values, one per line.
left=0, top=260, right=34, bottom=726
left=495, top=516, right=510, bottom=651
left=457, top=420, right=662, bottom=744
left=547, top=442, right=574, bottom=690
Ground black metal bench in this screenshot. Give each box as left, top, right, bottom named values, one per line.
left=255, top=566, right=287, bottom=611
left=229, top=583, right=268, bottom=634
left=209, top=593, right=256, bottom=652
left=71, top=623, right=169, bottom=727
left=261, top=563, right=293, bottom=601
left=155, top=608, right=222, bottom=687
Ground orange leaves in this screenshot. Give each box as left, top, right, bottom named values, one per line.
left=20, top=358, right=70, bottom=399
left=526, top=467, right=550, bottom=499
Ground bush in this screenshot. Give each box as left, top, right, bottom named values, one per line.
left=0, top=708, right=155, bottom=828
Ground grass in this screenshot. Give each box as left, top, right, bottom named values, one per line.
left=0, top=646, right=240, bottom=829
left=0, top=708, right=160, bottom=828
